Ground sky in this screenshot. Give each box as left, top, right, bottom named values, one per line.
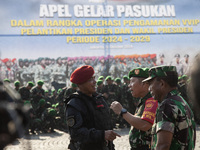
left=0, top=0, right=200, bottom=60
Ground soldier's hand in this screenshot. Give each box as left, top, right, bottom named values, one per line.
left=103, top=93, right=108, bottom=98
left=110, top=101, right=123, bottom=115
left=105, top=130, right=121, bottom=141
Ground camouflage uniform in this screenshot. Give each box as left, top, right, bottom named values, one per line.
left=129, top=92, right=154, bottom=149
left=19, top=86, right=31, bottom=101
left=31, top=86, right=45, bottom=109
left=21, top=63, right=34, bottom=85
left=56, top=86, right=77, bottom=131
left=94, top=63, right=107, bottom=78
left=34, top=65, right=52, bottom=91
left=121, top=83, right=136, bottom=115
left=103, top=82, right=118, bottom=128
left=151, top=89, right=196, bottom=150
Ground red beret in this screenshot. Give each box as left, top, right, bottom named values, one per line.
left=2, top=58, right=10, bottom=63
left=70, top=65, right=95, bottom=84
left=12, top=58, right=16, bottom=62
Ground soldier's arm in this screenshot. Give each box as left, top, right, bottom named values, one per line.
left=119, top=111, right=152, bottom=131
left=156, top=130, right=173, bottom=150
left=111, top=100, right=158, bottom=131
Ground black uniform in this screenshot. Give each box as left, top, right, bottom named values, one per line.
left=66, top=91, right=114, bottom=150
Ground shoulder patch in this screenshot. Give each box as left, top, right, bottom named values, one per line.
left=67, top=116, right=75, bottom=127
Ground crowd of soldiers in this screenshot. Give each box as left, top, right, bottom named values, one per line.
left=3, top=72, right=196, bottom=135
left=0, top=54, right=158, bottom=91
left=0, top=52, right=193, bottom=134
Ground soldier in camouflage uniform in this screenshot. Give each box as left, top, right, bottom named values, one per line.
left=21, top=59, right=34, bottom=85
left=48, top=89, right=56, bottom=104
left=111, top=68, right=158, bottom=150
left=1, top=58, right=15, bottom=83
left=94, top=56, right=108, bottom=78
left=121, top=76, right=133, bottom=128
left=44, top=90, right=52, bottom=104
left=143, top=66, right=196, bottom=150
left=34, top=57, right=52, bottom=91
left=42, top=108, right=57, bottom=133
left=96, top=80, right=104, bottom=94
left=51, top=57, right=67, bottom=91
left=19, top=81, right=35, bottom=102
left=103, top=76, right=118, bottom=128
left=56, top=83, right=78, bottom=131
left=66, top=57, right=76, bottom=87
left=31, top=80, right=45, bottom=110
left=14, top=81, right=20, bottom=92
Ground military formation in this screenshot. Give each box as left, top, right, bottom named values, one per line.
left=0, top=54, right=158, bottom=90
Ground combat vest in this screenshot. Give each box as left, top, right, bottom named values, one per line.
left=65, top=91, right=113, bottom=150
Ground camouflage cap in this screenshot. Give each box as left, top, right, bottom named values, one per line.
left=129, top=68, right=149, bottom=79
left=97, top=80, right=103, bottom=86
left=105, top=76, right=112, bottom=81
left=37, top=80, right=44, bottom=86
left=28, top=81, right=34, bottom=87
left=142, top=66, right=177, bottom=82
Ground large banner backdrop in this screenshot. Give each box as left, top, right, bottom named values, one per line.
left=0, top=0, right=200, bottom=89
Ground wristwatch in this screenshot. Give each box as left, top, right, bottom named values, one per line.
left=120, top=108, right=127, bottom=117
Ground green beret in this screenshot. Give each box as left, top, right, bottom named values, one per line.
left=129, top=68, right=149, bottom=79
left=178, top=76, right=182, bottom=81
left=39, top=99, right=46, bottom=106
left=105, top=76, right=112, bottom=81
left=98, top=76, right=104, bottom=80
left=48, top=109, right=57, bottom=116
left=57, top=88, right=62, bottom=94
left=4, top=79, right=10, bottom=83
left=28, top=81, right=34, bottom=87
left=97, top=80, right=103, bottom=86
left=52, top=103, right=59, bottom=108
left=182, top=75, right=188, bottom=80
left=123, top=75, right=129, bottom=80
left=72, top=83, right=78, bottom=88
left=115, top=78, right=121, bottom=83
left=143, top=66, right=177, bottom=82
left=37, top=80, right=44, bottom=86
left=14, top=81, right=20, bottom=86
